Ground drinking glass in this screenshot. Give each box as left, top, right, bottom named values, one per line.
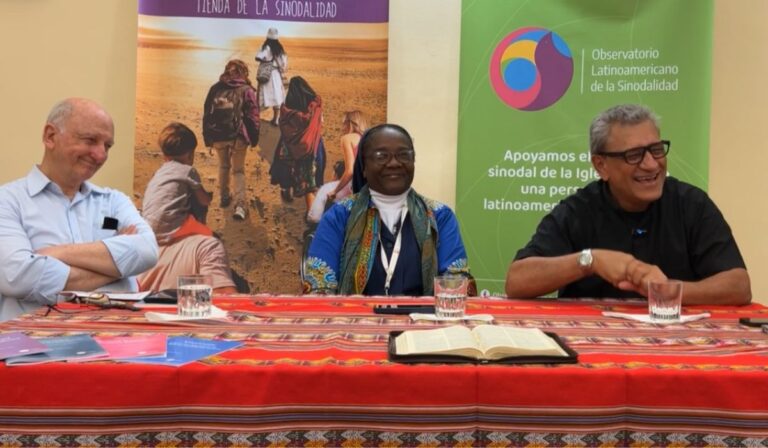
left=647, top=280, right=683, bottom=322
left=434, top=275, right=469, bottom=319
left=177, top=274, right=213, bottom=317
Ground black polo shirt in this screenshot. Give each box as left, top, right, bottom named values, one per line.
left=514, top=177, right=746, bottom=298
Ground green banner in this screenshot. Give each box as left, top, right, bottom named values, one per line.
left=456, top=0, right=713, bottom=296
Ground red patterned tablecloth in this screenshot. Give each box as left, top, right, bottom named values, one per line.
left=1, top=296, right=767, bottom=447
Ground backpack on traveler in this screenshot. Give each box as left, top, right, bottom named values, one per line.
left=205, top=85, right=248, bottom=142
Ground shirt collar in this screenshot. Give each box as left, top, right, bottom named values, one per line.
left=369, top=188, right=411, bottom=234
left=26, top=165, right=104, bottom=198
left=369, top=188, right=410, bottom=211
left=599, top=179, right=654, bottom=222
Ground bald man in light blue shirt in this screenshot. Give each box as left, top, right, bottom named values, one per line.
left=0, top=98, right=158, bottom=321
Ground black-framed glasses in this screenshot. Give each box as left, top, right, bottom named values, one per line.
left=369, top=149, right=415, bottom=166
left=595, top=140, right=670, bottom=165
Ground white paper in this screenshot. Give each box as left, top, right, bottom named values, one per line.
left=62, top=291, right=152, bottom=302
left=602, top=311, right=710, bottom=325
left=409, top=313, right=494, bottom=322
left=145, top=305, right=229, bottom=323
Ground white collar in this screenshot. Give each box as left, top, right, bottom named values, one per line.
left=370, top=188, right=409, bottom=234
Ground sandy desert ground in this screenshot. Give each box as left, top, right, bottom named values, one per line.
left=134, top=30, right=387, bottom=294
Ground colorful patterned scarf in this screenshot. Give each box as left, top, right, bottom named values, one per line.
left=338, top=186, right=438, bottom=295
left=279, top=97, right=323, bottom=159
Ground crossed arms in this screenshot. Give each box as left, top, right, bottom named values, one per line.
left=36, top=225, right=139, bottom=292
left=0, top=187, right=158, bottom=305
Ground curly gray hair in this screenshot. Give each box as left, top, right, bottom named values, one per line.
left=589, top=104, right=660, bottom=154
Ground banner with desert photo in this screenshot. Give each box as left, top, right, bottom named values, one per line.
left=134, top=0, right=389, bottom=294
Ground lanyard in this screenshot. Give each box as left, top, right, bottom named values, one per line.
left=380, top=207, right=408, bottom=295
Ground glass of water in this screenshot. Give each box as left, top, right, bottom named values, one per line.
left=647, top=280, right=683, bottom=323
left=434, top=275, right=469, bottom=319
left=177, top=274, right=213, bottom=317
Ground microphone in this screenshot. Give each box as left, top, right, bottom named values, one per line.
left=393, top=220, right=402, bottom=236
left=632, top=228, right=648, bottom=237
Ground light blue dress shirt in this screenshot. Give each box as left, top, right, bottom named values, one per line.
left=0, top=166, right=158, bottom=321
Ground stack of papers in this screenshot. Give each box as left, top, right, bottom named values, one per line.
left=410, top=313, right=494, bottom=322
left=602, top=311, right=710, bottom=324
left=144, top=305, right=229, bottom=324
left=61, top=291, right=152, bottom=302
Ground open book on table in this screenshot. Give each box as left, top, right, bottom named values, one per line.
left=389, top=325, right=577, bottom=364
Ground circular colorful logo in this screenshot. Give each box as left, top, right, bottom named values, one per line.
left=490, top=27, right=573, bottom=111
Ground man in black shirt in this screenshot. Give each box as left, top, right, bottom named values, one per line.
left=506, top=104, right=751, bottom=305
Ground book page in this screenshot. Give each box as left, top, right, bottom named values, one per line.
left=473, top=325, right=567, bottom=359
left=395, top=325, right=481, bottom=358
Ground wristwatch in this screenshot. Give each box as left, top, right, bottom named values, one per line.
left=578, top=249, right=593, bottom=270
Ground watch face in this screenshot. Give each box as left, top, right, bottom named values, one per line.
left=579, top=250, right=592, bottom=267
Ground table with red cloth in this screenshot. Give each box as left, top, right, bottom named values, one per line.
left=1, top=296, right=767, bottom=447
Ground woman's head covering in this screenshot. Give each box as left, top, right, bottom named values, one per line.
left=284, top=76, right=317, bottom=112
left=220, top=59, right=251, bottom=84
left=261, top=29, right=286, bottom=58
left=351, top=145, right=366, bottom=193
left=351, top=123, right=414, bottom=193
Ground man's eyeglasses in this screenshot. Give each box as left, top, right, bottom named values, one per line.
left=369, top=149, right=415, bottom=166
left=595, top=140, right=670, bottom=165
